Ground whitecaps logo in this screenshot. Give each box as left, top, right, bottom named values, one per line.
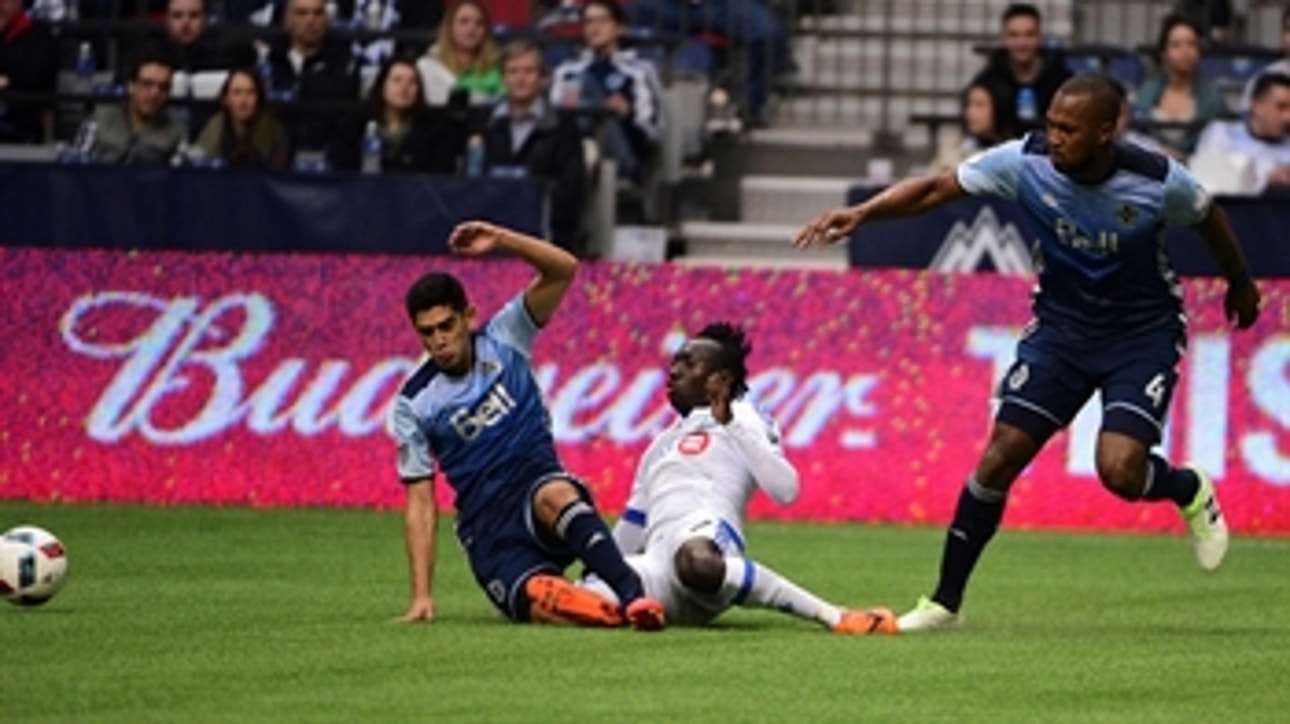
left=930, top=207, right=1033, bottom=275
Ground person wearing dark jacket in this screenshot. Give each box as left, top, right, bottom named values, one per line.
left=0, top=0, right=57, bottom=143
left=971, top=3, right=1071, bottom=134
left=485, top=40, right=587, bottom=256
left=329, top=58, right=465, bottom=174
left=265, top=0, right=358, bottom=156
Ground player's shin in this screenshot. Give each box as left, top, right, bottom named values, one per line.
left=931, top=477, right=1006, bottom=613
left=553, top=500, right=645, bottom=604
left=720, top=557, right=843, bottom=627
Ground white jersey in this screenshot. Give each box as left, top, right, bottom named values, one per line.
left=619, top=400, right=799, bottom=556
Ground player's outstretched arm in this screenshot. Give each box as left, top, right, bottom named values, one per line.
left=448, top=220, right=577, bottom=327
left=1191, top=204, right=1261, bottom=330
left=400, top=478, right=438, bottom=623
left=793, top=169, right=967, bottom=249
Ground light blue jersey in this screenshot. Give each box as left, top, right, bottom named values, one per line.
left=391, top=294, right=561, bottom=527
left=958, top=134, right=1211, bottom=336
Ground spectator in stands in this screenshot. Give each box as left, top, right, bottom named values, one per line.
left=1194, top=72, right=1290, bottom=193
left=0, top=0, right=56, bottom=143
left=550, top=0, right=662, bottom=186
left=1112, top=79, right=1168, bottom=155
left=80, top=51, right=187, bottom=164
left=483, top=39, right=586, bottom=256
left=194, top=67, right=291, bottom=170
left=265, top=0, right=359, bottom=157
left=972, top=3, right=1071, bottom=134
left=624, top=0, right=793, bottom=128
left=930, top=78, right=1017, bottom=170
left=1240, top=6, right=1289, bottom=111
left=416, top=0, right=503, bottom=106
left=1132, top=15, right=1228, bottom=157
left=330, top=57, right=466, bottom=174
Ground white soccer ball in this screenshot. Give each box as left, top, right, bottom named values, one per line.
left=0, top=525, right=69, bottom=607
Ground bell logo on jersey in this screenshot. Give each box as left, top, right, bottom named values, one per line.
left=677, top=432, right=710, bottom=455
left=1055, top=217, right=1119, bottom=256
left=449, top=382, right=518, bottom=442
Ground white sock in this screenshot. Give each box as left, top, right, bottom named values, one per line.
left=720, top=556, right=843, bottom=627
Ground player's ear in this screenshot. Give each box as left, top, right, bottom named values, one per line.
left=463, top=305, right=478, bottom=327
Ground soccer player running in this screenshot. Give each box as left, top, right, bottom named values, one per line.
left=586, top=322, right=897, bottom=634
left=793, top=74, right=1262, bottom=633
left=392, top=220, right=664, bottom=629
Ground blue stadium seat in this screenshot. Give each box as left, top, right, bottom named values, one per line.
left=1065, top=44, right=1145, bottom=88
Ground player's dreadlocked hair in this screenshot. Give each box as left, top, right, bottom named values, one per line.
left=696, top=322, right=752, bottom=398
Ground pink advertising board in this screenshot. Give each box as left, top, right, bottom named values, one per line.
left=2, top=247, right=1287, bottom=534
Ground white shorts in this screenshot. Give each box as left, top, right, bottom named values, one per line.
left=586, top=514, right=745, bottom=626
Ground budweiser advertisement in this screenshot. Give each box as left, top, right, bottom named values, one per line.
left=2, top=247, right=1287, bottom=534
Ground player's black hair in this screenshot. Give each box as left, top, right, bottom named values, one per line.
left=405, top=272, right=469, bottom=320
left=1056, top=73, right=1123, bottom=126
left=1001, top=3, right=1041, bottom=24
left=696, top=322, right=752, bottom=399
left=1251, top=72, right=1290, bottom=102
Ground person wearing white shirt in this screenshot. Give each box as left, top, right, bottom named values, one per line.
left=1194, top=72, right=1290, bottom=193
left=582, top=323, right=897, bottom=635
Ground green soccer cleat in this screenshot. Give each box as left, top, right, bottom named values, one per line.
left=896, top=596, right=962, bottom=633
left=1180, top=464, right=1229, bottom=572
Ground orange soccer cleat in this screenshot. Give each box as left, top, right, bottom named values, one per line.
left=832, top=607, right=899, bottom=635
left=624, top=596, right=666, bottom=632
left=525, top=574, right=624, bottom=627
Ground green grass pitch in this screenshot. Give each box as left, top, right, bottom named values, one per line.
left=2, top=501, right=1289, bottom=722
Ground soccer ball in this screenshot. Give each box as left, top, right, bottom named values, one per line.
left=0, top=525, right=69, bottom=607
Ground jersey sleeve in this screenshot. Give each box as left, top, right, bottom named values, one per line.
left=391, top=395, right=437, bottom=482
left=484, top=292, right=541, bottom=359
left=727, top=401, right=799, bottom=506
left=956, top=139, right=1024, bottom=201
left=1161, top=159, right=1212, bottom=227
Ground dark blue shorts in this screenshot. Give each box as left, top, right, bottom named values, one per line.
left=454, top=473, right=588, bottom=622
left=995, top=321, right=1185, bottom=446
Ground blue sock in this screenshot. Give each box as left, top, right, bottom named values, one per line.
left=1141, top=454, right=1200, bottom=507
left=932, top=478, right=1006, bottom=613
left=554, top=500, right=643, bottom=606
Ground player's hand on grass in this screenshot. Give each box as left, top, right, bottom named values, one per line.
left=1225, top=277, right=1260, bottom=330
left=793, top=208, right=862, bottom=249
left=448, top=221, right=506, bottom=257
left=398, top=596, right=435, bottom=623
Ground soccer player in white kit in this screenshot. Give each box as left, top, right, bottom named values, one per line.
left=588, top=322, right=897, bottom=634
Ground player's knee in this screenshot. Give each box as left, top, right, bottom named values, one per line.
left=531, top=479, right=583, bottom=528
left=975, top=425, right=1036, bottom=490
left=1096, top=453, right=1146, bottom=501
left=674, top=539, right=724, bottom=595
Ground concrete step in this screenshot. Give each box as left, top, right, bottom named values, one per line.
left=740, top=176, right=857, bottom=224
left=678, top=221, right=849, bottom=270
left=791, top=37, right=982, bottom=93
left=797, top=8, right=1072, bottom=37
left=771, top=94, right=959, bottom=144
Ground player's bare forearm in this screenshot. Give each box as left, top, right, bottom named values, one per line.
left=1193, top=205, right=1252, bottom=281
left=1192, top=204, right=1261, bottom=329
left=403, top=480, right=438, bottom=620
left=854, top=170, right=967, bottom=222
left=499, top=227, right=577, bottom=326
left=795, top=170, right=966, bottom=248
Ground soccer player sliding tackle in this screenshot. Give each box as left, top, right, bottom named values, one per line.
left=392, top=220, right=663, bottom=629
left=581, top=322, right=897, bottom=635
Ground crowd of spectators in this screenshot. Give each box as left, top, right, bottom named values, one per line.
left=933, top=2, right=1290, bottom=196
